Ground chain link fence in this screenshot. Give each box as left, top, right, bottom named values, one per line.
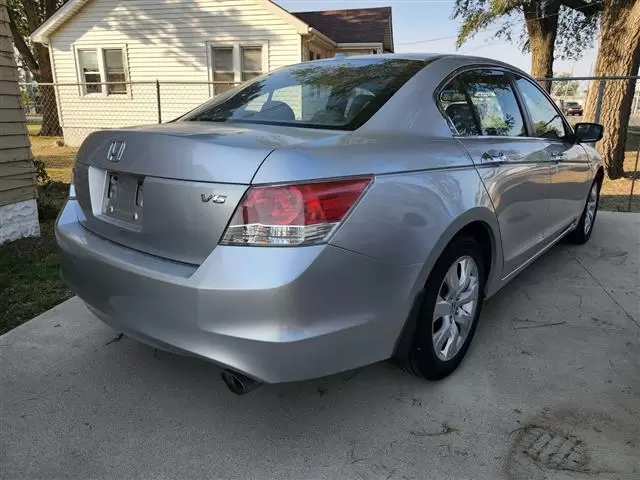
left=20, top=81, right=241, bottom=145
left=543, top=76, right=639, bottom=212
left=19, top=76, right=639, bottom=211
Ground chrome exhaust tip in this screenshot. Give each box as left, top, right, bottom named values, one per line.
left=221, top=369, right=262, bottom=395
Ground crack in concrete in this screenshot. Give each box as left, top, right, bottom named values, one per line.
left=567, top=250, right=639, bottom=329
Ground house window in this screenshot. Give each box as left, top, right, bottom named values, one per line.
left=104, top=49, right=127, bottom=94
left=209, top=43, right=266, bottom=96
left=309, top=50, right=322, bottom=61
left=78, top=50, right=101, bottom=94
left=75, top=46, right=129, bottom=96
left=241, top=47, right=263, bottom=82
left=212, top=47, right=235, bottom=95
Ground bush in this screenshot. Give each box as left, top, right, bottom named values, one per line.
left=37, top=182, right=69, bottom=222
left=33, top=158, right=50, bottom=184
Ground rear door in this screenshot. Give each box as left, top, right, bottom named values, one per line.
left=512, top=75, right=591, bottom=241
left=438, top=68, right=552, bottom=277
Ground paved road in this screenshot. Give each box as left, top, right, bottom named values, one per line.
left=1, top=212, right=639, bottom=480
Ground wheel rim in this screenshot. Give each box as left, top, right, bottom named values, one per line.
left=584, top=183, right=598, bottom=235
left=432, top=255, right=479, bottom=362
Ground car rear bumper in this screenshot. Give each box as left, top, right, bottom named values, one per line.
left=56, top=200, right=420, bottom=383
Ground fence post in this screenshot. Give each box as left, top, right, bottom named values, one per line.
left=156, top=80, right=162, bottom=124
left=593, top=79, right=606, bottom=123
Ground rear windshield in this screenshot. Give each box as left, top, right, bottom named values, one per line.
left=182, top=58, right=426, bottom=130
left=566, top=102, right=580, bottom=106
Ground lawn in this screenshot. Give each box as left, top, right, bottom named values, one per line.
left=0, top=181, right=72, bottom=335
left=599, top=126, right=640, bottom=212
left=0, top=135, right=75, bottom=335
left=1, top=125, right=638, bottom=335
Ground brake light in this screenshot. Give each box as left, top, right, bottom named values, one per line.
left=221, top=177, right=372, bottom=246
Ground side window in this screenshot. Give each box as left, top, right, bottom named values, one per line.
left=515, top=76, right=569, bottom=140
left=438, top=70, right=525, bottom=137
left=438, top=77, right=480, bottom=136
left=461, top=70, right=525, bottom=137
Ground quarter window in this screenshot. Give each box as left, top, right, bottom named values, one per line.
left=438, top=77, right=480, bottom=136
left=515, top=76, right=569, bottom=139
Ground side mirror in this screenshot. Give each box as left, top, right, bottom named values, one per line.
left=574, top=122, right=604, bottom=143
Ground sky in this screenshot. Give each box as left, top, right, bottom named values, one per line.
left=275, top=0, right=598, bottom=78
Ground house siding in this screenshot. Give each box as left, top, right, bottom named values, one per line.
left=49, top=0, right=303, bottom=145
left=0, top=0, right=40, bottom=243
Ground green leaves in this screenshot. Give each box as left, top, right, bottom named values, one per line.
left=453, top=0, right=521, bottom=48
left=453, top=0, right=599, bottom=61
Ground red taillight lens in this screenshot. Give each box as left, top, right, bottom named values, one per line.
left=221, top=177, right=372, bottom=246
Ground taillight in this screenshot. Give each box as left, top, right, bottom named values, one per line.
left=221, top=177, right=372, bottom=246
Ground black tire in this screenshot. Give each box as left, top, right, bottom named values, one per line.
left=566, top=179, right=600, bottom=245
left=407, top=236, right=486, bottom=381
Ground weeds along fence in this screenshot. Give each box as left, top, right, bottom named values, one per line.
left=19, top=75, right=639, bottom=210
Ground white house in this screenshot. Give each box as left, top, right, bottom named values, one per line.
left=31, top=0, right=394, bottom=146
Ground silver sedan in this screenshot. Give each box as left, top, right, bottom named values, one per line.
left=56, top=54, right=604, bottom=394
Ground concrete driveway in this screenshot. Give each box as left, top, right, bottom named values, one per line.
left=1, top=211, right=639, bottom=480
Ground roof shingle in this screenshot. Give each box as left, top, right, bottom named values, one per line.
left=293, top=7, right=392, bottom=47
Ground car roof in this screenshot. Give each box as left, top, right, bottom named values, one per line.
left=314, top=53, right=528, bottom=75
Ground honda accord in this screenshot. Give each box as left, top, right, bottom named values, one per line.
left=56, top=54, right=604, bottom=394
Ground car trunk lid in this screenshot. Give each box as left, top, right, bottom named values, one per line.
left=73, top=122, right=341, bottom=264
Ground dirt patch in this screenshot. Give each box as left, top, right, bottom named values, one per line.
left=600, top=150, right=640, bottom=213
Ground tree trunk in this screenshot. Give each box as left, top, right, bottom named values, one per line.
left=8, top=0, right=64, bottom=137
left=524, top=3, right=560, bottom=92
left=583, top=0, right=640, bottom=180
left=34, top=43, right=62, bottom=137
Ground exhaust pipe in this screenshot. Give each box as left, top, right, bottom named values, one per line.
left=221, top=369, right=262, bottom=395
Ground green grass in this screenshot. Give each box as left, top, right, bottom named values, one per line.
left=26, top=123, right=40, bottom=136
left=0, top=182, right=73, bottom=335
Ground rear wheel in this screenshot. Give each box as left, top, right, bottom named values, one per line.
left=407, top=237, right=486, bottom=380
left=566, top=179, right=600, bottom=244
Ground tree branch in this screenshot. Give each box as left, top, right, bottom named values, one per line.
left=560, top=0, right=605, bottom=17
left=6, top=6, right=40, bottom=76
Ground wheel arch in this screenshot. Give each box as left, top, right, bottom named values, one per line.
left=392, top=207, right=503, bottom=360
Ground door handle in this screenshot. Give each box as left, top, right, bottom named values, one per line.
left=481, top=149, right=508, bottom=165
left=550, top=152, right=566, bottom=163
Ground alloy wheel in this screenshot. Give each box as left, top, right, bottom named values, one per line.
left=431, top=255, right=480, bottom=361
left=584, top=182, right=598, bottom=235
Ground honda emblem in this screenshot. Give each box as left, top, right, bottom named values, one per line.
left=107, top=140, right=126, bottom=162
